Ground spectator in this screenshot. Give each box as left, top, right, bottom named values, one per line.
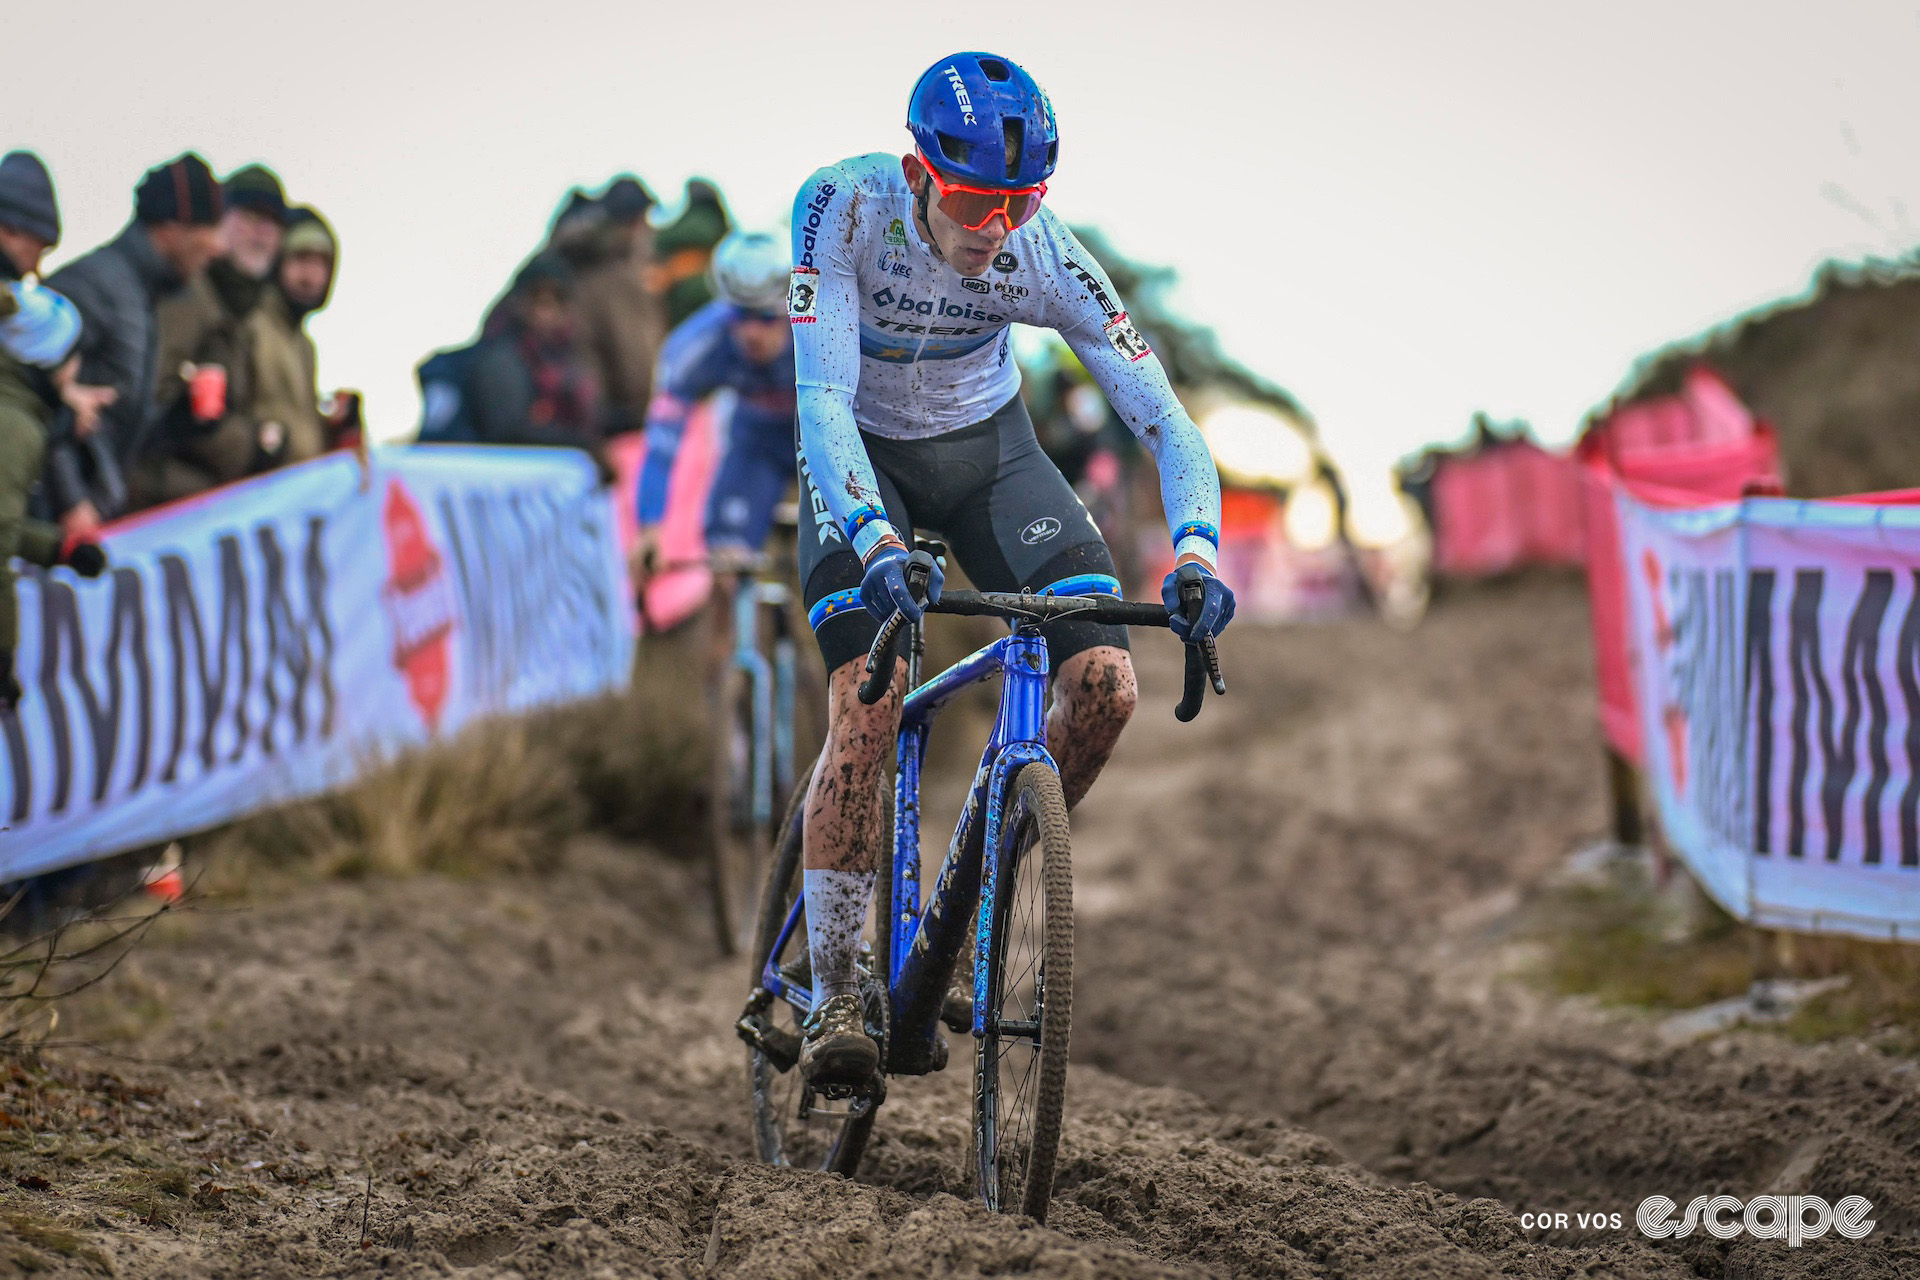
left=46, top=153, right=222, bottom=529
left=0, top=154, right=106, bottom=710
left=464, top=253, right=602, bottom=451
left=567, top=175, right=666, bottom=436
left=142, top=163, right=288, bottom=502
left=652, top=178, right=731, bottom=327
left=248, top=205, right=337, bottom=465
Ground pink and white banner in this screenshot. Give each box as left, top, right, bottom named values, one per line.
left=1621, top=492, right=1920, bottom=939
left=0, top=446, right=633, bottom=880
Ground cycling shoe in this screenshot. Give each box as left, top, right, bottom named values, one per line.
left=799, top=993, right=879, bottom=1091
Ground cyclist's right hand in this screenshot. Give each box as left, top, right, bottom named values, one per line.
left=860, top=543, right=943, bottom=623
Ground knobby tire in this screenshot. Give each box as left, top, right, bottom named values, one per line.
left=974, top=762, right=1073, bottom=1222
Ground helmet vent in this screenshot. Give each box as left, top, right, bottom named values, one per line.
left=1047, top=141, right=1058, bottom=168
left=1003, top=119, right=1025, bottom=181
left=936, top=132, right=972, bottom=167
left=978, top=57, right=1012, bottom=81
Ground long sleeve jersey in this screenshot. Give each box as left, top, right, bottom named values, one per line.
left=787, top=153, right=1221, bottom=565
left=635, top=298, right=798, bottom=524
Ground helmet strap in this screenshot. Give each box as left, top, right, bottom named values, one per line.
left=911, top=171, right=947, bottom=266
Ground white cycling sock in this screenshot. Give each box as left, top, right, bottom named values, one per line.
left=803, top=868, right=875, bottom=1008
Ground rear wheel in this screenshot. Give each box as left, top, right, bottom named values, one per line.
left=709, top=662, right=766, bottom=955
left=745, top=760, right=882, bottom=1174
left=974, top=763, right=1073, bottom=1222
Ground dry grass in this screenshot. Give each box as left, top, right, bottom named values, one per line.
left=1534, top=862, right=1920, bottom=1055
left=202, top=654, right=707, bottom=888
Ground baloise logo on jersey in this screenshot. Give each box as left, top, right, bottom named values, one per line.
left=870, top=288, right=1006, bottom=325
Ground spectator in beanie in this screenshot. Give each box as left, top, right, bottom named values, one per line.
left=0, top=156, right=108, bottom=711
left=0, top=151, right=120, bottom=451
left=46, top=153, right=222, bottom=528
left=465, top=252, right=603, bottom=452
left=652, top=178, right=731, bottom=327
left=142, top=163, right=288, bottom=502
left=567, top=175, right=667, bottom=436
left=248, top=205, right=337, bottom=465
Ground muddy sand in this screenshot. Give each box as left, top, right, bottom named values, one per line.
left=4, top=576, right=1916, bottom=1277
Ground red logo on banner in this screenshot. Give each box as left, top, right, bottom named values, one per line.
left=381, top=478, right=457, bottom=732
left=1642, top=548, right=1688, bottom=796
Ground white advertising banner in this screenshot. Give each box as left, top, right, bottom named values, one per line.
left=1621, top=492, right=1920, bottom=939
left=0, top=446, right=634, bottom=879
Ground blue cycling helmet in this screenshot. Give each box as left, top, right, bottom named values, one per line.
left=907, top=53, right=1058, bottom=189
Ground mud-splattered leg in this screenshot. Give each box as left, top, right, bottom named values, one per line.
left=801, top=656, right=903, bottom=1003
left=1048, top=645, right=1138, bottom=810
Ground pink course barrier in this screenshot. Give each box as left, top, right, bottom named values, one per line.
left=1429, top=439, right=1585, bottom=577
left=604, top=406, right=719, bottom=633
left=1578, top=369, right=1781, bottom=763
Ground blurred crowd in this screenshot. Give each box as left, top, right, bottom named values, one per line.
left=0, top=150, right=353, bottom=705
left=415, top=173, right=734, bottom=470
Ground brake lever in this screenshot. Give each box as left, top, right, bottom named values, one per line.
left=857, top=552, right=935, bottom=706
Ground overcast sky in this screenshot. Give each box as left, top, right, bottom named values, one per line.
left=16, top=1, right=1920, bottom=500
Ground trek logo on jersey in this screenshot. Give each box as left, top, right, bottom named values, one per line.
left=1063, top=257, right=1119, bottom=320
left=789, top=266, right=819, bottom=324
left=1104, top=310, right=1152, bottom=363
left=885, top=217, right=907, bottom=246
left=796, top=182, right=837, bottom=269
left=877, top=249, right=912, bottom=279
left=795, top=440, right=845, bottom=546
left=869, top=288, right=1006, bottom=324
left=943, top=65, right=977, bottom=125
left=961, top=278, right=990, bottom=295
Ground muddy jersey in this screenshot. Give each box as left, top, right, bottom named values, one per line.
left=788, top=152, right=1220, bottom=566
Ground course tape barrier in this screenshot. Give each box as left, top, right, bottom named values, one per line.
left=1620, top=489, right=1920, bottom=939
left=0, top=445, right=634, bottom=880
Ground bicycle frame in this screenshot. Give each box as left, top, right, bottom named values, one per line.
left=759, top=621, right=1058, bottom=1071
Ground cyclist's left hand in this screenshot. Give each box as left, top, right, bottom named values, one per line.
left=860, top=545, right=944, bottom=623
left=1161, top=562, right=1235, bottom=642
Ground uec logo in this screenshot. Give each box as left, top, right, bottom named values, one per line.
left=1020, top=516, right=1061, bottom=545
left=1637, top=1195, right=1874, bottom=1247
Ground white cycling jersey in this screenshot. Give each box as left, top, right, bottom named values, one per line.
left=788, top=152, right=1221, bottom=567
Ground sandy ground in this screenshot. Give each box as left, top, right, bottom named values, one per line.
left=4, top=575, right=1917, bottom=1278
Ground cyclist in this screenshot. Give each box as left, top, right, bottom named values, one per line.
left=790, top=51, right=1236, bottom=1089
left=634, top=230, right=796, bottom=587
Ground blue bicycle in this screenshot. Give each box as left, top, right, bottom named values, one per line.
left=736, top=546, right=1224, bottom=1221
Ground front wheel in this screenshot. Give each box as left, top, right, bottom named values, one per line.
left=974, top=763, right=1073, bottom=1222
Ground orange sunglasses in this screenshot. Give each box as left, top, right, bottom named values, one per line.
left=915, top=149, right=1048, bottom=233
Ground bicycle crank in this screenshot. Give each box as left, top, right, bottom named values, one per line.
left=735, top=988, right=801, bottom=1073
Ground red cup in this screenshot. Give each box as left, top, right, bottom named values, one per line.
left=188, top=364, right=227, bottom=422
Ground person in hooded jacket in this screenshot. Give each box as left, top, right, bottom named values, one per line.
left=464, top=252, right=604, bottom=455
left=248, top=205, right=338, bottom=465
left=566, top=176, right=667, bottom=436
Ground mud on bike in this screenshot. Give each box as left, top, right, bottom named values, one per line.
left=735, top=545, right=1225, bottom=1221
